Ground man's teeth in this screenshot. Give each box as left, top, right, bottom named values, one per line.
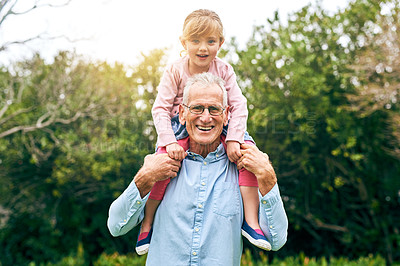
left=197, top=126, right=213, bottom=131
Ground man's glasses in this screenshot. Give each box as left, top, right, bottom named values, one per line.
left=183, top=104, right=225, bottom=116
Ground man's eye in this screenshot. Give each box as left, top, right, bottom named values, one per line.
left=208, top=40, right=216, bottom=44
left=191, top=40, right=199, bottom=44
left=209, top=106, right=221, bottom=114
left=191, top=105, right=204, bottom=112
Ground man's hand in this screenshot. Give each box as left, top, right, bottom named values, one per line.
left=226, top=141, right=241, bottom=162
left=166, top=143, right=187, bottom=161
left=237, top=143, right=277, bottom=196
left=143, top=153, right=181, bottom=181
left=134, top=153, right=181, bottom=198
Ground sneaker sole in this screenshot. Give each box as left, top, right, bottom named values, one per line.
left=135, top=244, right=149, bottom=255
left=241, top=229, right=272, bottom=251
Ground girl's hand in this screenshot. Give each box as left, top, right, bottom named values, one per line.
left=226, top=141, right=242, bottom=162
left=166, top=143, right=187, bottom=161
left=237, top=143, right=276, bottom=195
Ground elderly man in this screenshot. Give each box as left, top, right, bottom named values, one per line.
left=107, top=73, right=288, bottom=265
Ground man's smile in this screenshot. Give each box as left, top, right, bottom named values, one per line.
left=196, top=125, right=214, bottom=131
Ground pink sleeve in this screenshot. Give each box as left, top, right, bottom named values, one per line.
left=156, top=146, right=167, bottom=154
left=151, top=66, right=180, bottom=147
left=224, top=64, right=248, bottom=143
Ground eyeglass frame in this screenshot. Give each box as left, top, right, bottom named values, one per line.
left=182, top=104, right=226, bottom=116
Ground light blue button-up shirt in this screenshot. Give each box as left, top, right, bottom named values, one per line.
left=108, top=143, right=288, bottom=265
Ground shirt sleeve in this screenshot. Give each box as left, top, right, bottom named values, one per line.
left=224, top=64, right=248, bottom=143
left=107, top=180, right=149, bottom=237
left=258, top=183, right=288, bottom=251
left=152, top=65, right=180, bottom=147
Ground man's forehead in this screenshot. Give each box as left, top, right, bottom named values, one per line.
left=188, top=83, right=223, bottom=104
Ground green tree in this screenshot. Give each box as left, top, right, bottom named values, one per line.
left=226, top=0, right=399, bottom=263
left=0, top=49, right=166, bottom=265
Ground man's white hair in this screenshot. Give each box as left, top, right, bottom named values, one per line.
left=182, top=72, right=228, bottom=107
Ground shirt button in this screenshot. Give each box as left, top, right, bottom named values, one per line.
left=198, top=204, right=203, bottom=208
left=216, top=154, right=219, bottom=157
left=195, top=227, right=199, bottom=232
left=136, top=200, right=141, bottom=205
left=192, top=251, right=197, bottom=256
left=270, top=225, right=273, bottom=229
left=201, top=182, right=206, bottom=186
left=203, top=161, right=207, bottom=165
left=262, top=200, right=267, bottom=204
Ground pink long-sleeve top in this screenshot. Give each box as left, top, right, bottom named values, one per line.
left=152, top=55, right=248, bottom=147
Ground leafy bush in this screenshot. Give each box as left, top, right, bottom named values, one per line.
left=241, top=249, right=387, bottom=266
left=93, top=253, right=146, bottom=266
left=29, top=249, right=391, bottom=266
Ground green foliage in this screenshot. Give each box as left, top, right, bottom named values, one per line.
left=93, top=253, right=147, bottom=266
left=1, top=0, right=400, bottom=265
left=241, top=249, right=387, bottom=265
left=27, top=249, right=147, bottom=266
left=0, top=49, right=166, bottom=265
left=30, top=249, right=390, bottom=266
left=226, top=0, right=400, bottom=263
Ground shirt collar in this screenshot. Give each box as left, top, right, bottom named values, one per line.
left=187, top=143, right=226, bottom=162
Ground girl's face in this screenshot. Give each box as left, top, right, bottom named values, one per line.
left=181, top=31, right=224, bottom=75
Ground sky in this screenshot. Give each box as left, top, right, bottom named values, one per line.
left=0, top=0, right=351, bottom=66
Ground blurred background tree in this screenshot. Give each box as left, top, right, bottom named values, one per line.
left=0, top=0, right=399, bottom=265
left=226, top=0, right=399, bottom=263
left=0, top=49, right=166, bottom=264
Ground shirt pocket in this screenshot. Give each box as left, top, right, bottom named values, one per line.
left=212, top=182, right=240, bottom=218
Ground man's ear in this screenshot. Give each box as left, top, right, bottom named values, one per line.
left=223, top=106, right=230, bottom=126
left=179, top=104, right=186, bottom=125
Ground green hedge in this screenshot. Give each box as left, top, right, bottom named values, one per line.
left=241, top=249, right=388, bottom=266
left=27, top=249, right=393, bottom=266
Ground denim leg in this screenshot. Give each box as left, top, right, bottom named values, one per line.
left=171, top=114, right=189, bottom=140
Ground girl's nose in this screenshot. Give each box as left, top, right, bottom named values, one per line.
left=199, top=41, right=207, bottom=51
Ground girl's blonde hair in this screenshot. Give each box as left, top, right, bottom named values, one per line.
left=181, top=9, right=225, bottom=43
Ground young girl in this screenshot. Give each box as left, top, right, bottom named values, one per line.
left=135, top=9, right=271, bottom=255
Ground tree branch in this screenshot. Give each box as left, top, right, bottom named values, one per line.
left=0, top=0, right=18, bottom=25
left=0, top=36, right=40, bottom=52
left=0, top=109, right=87, bottom=138
left=0, top=102, right=10, bottom=120
left=0, top=33, right=90, bottom=53
left=0, top=106, right=35, bottom=124
left=303, top=212, right=349, bottom=233
left=0, top=79, right=15, bottom=119
left=24, top=133, right=53, bottom=163
left=41, top=127, right=60, bottom=145
left=0, top=0, right=72, bottom=25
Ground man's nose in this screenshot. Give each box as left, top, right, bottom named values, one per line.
left=199, top=108, right=212, bottom=122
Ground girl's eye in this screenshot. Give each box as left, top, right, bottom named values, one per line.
left=208, top=40, right=216, bottom=44
left=191, top=40, right=199, bottom=44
